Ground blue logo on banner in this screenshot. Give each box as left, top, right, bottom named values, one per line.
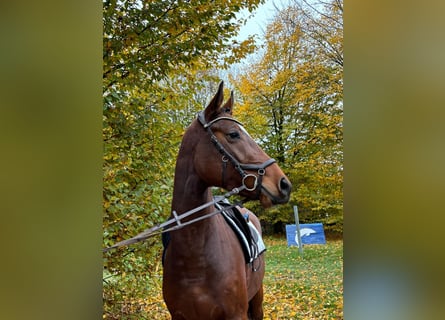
left=285, top=223, right=326, bottom=246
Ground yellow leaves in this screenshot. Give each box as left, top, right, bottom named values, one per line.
left=224, top=37, right=257, bottom=66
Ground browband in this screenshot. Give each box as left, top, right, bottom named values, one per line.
left=197, top=111, right=244, bottom=128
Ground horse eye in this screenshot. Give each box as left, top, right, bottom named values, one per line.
left=227, top=132, right=240, bottom=139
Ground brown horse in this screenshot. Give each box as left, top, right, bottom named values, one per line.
left=162, top=82, right=291, bottom=320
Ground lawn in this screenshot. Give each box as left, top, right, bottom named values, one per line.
left=130, top=236, right=343, bottom=319
left=104, top=237, right=343, bottom=319
left=262, top=237, right=343, bottom=319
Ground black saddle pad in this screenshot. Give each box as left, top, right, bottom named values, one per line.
left=216, top=201, right=254, bottom=263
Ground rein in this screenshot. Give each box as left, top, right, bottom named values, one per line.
left=103, top=186, right=246, bottom=252
left=103, top=111, right=275, bottom=253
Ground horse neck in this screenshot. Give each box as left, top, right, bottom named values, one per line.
left=171, top=167, right=212, bottom=219
left=171, top=127, right=213, bottom=220
left=169, top=148, right=217, bottom=252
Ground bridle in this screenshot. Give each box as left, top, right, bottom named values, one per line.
left=103, top=111, right=278, bottom=252
left=197, top=111, right=276, bottom=198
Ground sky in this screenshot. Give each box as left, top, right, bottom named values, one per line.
left=236, top=0, right=291, bottom=43
left=223, top=0, right=292, bottom=78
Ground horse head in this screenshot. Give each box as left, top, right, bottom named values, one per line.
left=193, top=82, right=292, bottom=208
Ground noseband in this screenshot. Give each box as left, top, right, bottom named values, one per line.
left=197, top=111, right=276, bottom=198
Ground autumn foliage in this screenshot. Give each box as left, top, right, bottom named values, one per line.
left=232, top=0, right=343, bottom=235
left=103, top=0, right=343, bottom=318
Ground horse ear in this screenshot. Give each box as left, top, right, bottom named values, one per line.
left=204, top=81, right=224, bottom=121
left=221, top=91, right=234, bottom=115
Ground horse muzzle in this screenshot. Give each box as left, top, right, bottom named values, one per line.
left=257, top=176, right=292, bottom=208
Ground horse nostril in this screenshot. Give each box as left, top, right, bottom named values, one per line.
left=279, top=177, right=292, bottom=195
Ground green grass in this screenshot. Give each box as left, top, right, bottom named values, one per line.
left=109, top=237, right=343, bottom=319
left=262, top=237, right=343, bottom=319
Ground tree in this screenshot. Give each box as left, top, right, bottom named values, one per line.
left=102, top=0, right=265, bottom=317
left=231, top=0, right=343, bottom=235
left=103, top=0, right=260, bottom=92
left=294, top=0, right=343, bottom=68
